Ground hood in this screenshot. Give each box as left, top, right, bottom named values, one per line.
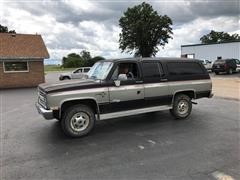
left=39, top=79, right=101, bottom=93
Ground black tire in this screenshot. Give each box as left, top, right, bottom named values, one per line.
left=227, top=68, right=233, bottom=74
left=170, top=94, right=192, bottom=119
left=215, top=72, right=219, bottom=75
left=61, top=104, right=95, bottom=138
left=62, top=76, right=70, bottom=80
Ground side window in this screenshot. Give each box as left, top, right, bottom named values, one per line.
left=111, top=63, right=139, bottom=81
left=167, top=62, right=204, bottom=75
left=235, top=59, right=240, bottom=64
left=228, top=60, right=233, bottom=65
left=142, top=62, right=162, bottom=83
left=73, top=69, right=78, bottom=73
left=74, top=69, right=81, bottom=73
left=4, top=61, right=28, bottom=72
left=84, top=68, right=90, bottom=73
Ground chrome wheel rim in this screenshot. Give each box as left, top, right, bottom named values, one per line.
left=70, top=112, right=90, bottom=132
left=177, top=100, right=189, bottom=115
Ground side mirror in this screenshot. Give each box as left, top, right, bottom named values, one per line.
left=114, top=80, right=121, bottom=87
left=118, top=74, right=127, bottom=80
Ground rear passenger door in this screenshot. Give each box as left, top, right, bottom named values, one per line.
left=142, top=61, right=171, bottom=106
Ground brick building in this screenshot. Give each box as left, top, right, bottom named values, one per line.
left=0, top=33, right=49, bottom=88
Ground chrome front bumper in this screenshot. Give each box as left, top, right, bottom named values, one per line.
left=35, top=103, right=54, bottom=120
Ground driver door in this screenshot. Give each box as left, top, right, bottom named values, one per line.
left=108, top=62, right=144, bottom=113
left=72, top=68, right=84, bottom=79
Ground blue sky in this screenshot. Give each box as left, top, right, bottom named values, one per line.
left=1, top=0, right=239, bottom=64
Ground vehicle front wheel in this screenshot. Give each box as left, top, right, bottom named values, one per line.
left=170, top=94, right=192, bottom=119
left=61, top=105, right=95, bottom=138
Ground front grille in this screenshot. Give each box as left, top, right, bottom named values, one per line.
left=38, top=90, right=47, bottom=108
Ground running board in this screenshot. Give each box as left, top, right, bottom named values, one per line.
left=99, top=105, right=172, bottom=120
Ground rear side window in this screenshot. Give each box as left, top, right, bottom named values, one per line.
left=84, top=68, right=90, bottom=73
left=167, top=62, right=204, bottom=75
left=142, top=62, right=163, bottom=83
left=235, top=59, right=240, bottom=64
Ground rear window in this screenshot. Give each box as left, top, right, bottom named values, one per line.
left=84, top=68, right=90, bottom=73
left=215, top=59, right=226, bottom=63
left=167, top=62, right=204, bottom=75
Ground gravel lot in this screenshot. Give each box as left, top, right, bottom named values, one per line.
left=0, top=72, right=239, bottom=180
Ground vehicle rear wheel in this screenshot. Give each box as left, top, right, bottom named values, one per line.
left=215, top=72, right=219, bottom=75
left=61, top=104, right=95, bottom=138
left=170, top=94, right=192, bottom=119
left=62, top=76, right=70, bottom=80
left=228, top=68, right=233, bottom=74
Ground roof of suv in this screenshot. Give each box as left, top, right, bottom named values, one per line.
left=215, top=59, right=234, bottom=62
left=101, top=57, right=199, bottom=63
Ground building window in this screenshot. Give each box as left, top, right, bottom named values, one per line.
left=4, top=61, right=29, bottom=72
left=186, top=54, right=195, bottom=59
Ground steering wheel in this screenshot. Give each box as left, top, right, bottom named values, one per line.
left=127, top=72, right=134, bottom=79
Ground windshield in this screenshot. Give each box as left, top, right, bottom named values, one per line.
left=87, top=62, right=113, bottom=80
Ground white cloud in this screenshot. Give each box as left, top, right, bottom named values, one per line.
left=1, top=1, right=239, bottom=64
left=157, top=16, right=240, bottom=57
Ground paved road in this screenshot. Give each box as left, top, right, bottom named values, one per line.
left=0, top=88, right=239, bottom=180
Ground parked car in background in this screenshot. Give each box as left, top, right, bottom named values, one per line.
left=59, top=67, right=91, bottom=80
left=233, top=59, right=240, bottom=72
left=199, top=59, right=212, bottom=71
left=212, top=59, right=237, bottom=75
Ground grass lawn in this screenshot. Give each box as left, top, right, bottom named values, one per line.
left=44, top=65, right=76, bottom=72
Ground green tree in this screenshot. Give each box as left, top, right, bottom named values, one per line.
left=62, top=51, right=105, bottom=68
left=0, top=24, right=16, bottom=33
left=119, top=2, right=173, bottom=57
left=86, top=56, right=105, bottom=66
left=200, top=30, right=240, bottom=44
left=62, top=53, right=83, bottom=68
left=80, top=50, right=91, bottom=61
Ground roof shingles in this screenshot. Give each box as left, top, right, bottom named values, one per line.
left=0, top=33, right=49, bottom=59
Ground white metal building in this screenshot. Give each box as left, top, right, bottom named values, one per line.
left=181, top=41, right=240, bottom=61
